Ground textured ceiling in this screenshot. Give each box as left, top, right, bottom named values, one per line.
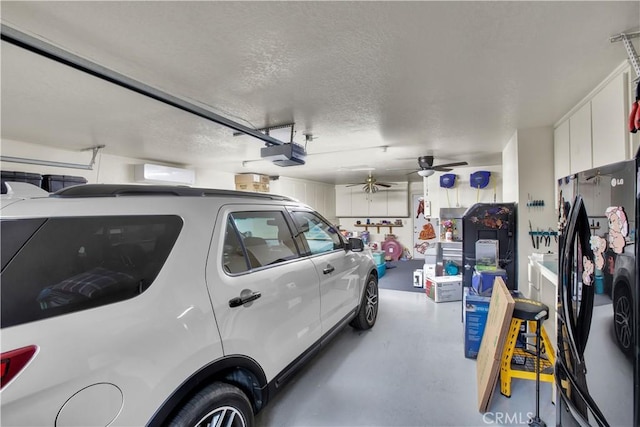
left=1, top=1, right=639, bottom=184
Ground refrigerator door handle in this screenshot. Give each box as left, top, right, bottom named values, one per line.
left=559, top=197, right=585, bottom=362
left=559, top=196, right=595, bottom=360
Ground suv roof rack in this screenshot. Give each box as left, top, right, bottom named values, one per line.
left=52, top=184, right=297, bottom=202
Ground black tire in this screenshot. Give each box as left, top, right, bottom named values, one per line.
left=613, top=284, right=633, bottom=357
left=168, top=382, right=254, bottom=427
left=350, top=274, right=378, bottom=330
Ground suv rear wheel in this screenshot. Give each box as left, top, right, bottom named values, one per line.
left=614, top=283, right=633, bottom=357
left=350, top=274, right=378, bottom=330
left=168, top=382, right=253, bottom=427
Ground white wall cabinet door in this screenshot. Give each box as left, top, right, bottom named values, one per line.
left=350, top=190, right=371, bottom=217
left=386, top=183, right=409, bottom=217
left=335, top=185, right=352, bottom=217
left=569, top=102, right=593, bottom=174
left=368, top=191, right=388, bottom=216
left=591, top=72, right=628, bottom=168
left=554, top=119, right=571, bottom=180
left=335, top=182, right=409, bottom=217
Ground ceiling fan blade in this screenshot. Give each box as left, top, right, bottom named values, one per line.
left=406, top=170, right=419, bottom=175
left=432, top=167, right=453, bottom=172
left=346, top=183, right=365, bottom=187
left=376, top=183, right=393, bottom=188
left=433, top=161, right=468, bottom=169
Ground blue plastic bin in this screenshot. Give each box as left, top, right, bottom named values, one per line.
left=376, top=263, right=386, bottom=278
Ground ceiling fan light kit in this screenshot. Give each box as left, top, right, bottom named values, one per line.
left=406, top=155, right=469, bottom=176
left=363, top=184, right=378, bottom=193
left=347, top=172, right=393, bottom=193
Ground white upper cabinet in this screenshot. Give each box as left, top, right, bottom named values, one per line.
left=386, top=185, right=410, bottom=216
left=271, top=178, right=336, bottom=219
left=591, top=72, right=628, bottom=168
left=569, top=102, right=593, bottom=174
left=335, top=182, right=409, bottom=217
left=555, top=63, right=633, bottom=177
left=554, top=119, right=571, bottom=180
left=335, top=185, right=352, bottom=217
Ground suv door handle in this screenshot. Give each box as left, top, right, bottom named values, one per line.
left=229, top=291, right=262, bottom=308
left=323, top=265, right=335, bottom=274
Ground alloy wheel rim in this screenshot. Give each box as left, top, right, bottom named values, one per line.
left=195, top=406, right=246, bottom=427
left=365, top=281, right=378, bottom=324
left=615, top=295, right=632, bottom=350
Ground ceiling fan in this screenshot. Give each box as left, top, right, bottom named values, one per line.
left=407, top=156, right=469, bottom=177
left=346, top=172, right=393, bottom=193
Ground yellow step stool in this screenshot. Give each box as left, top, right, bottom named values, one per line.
left=500, top=298, right=555, bottom=398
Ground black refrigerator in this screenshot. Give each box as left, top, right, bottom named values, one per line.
left=556, top=157, right=637, bottom=426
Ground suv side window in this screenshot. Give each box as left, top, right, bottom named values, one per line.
left=290, top=211, right=343, bottom=255
left=1, top=215, right=182, bottom=328
left=225, top=211, right=299, bottom=273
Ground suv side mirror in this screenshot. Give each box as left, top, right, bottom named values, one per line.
left=347, top=237, right=364, bottom=252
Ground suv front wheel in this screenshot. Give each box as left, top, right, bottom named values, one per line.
left=350, top=274, right=379, bottom=330
left=168, top=382, right=253, bottom=427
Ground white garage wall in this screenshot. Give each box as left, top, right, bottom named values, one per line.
left=501, top=127, right=556, bottom=292
left=0, top=138, right=201, bottom=185
left=270, top=177, right=337, bottom=222
left=502, top=132, right=519, bottom=203
left=194, top=167, right=237, bottom=190
left=1, top=139, right=98, bottom=182
left=1, top=138, right=337, bottom=221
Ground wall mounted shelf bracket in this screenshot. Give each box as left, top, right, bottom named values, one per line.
left=1, top=145, right=105, bottom=170
left=611, top=31, right=640, bottom=80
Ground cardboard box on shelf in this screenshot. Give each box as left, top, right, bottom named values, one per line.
left=425, top=275, right=462, bottom=302
left=235, top=174, right=270, bottom=192
left=235, top=182, right=270, bottom=192
left=234, top=173, right=270, bottom=185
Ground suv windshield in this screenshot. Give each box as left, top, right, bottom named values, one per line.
left=1, top=215, right=182, bottom=328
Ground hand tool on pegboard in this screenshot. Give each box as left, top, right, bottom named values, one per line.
left=611, top=31, right=640, bottom=133
left=529, top=220, right=537, bottom=249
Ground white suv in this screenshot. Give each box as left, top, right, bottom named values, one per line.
left=1, top=184, right=379, bottom=427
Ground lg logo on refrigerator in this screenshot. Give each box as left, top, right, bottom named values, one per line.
left=611, top=178, right=624, bottom=187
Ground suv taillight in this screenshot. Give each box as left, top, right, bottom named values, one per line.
left=1, top=345, right=37, bottom=389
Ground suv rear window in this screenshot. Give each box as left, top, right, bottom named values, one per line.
left=1, top=215, right=182, bottom=328
left=223, top=211, right=299, bottom=273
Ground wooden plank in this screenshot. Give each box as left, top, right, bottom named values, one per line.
left=476, top=277, right=515, bottom=412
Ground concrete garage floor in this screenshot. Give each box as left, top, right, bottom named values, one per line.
left=255, top=289, right=555, bottom=427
